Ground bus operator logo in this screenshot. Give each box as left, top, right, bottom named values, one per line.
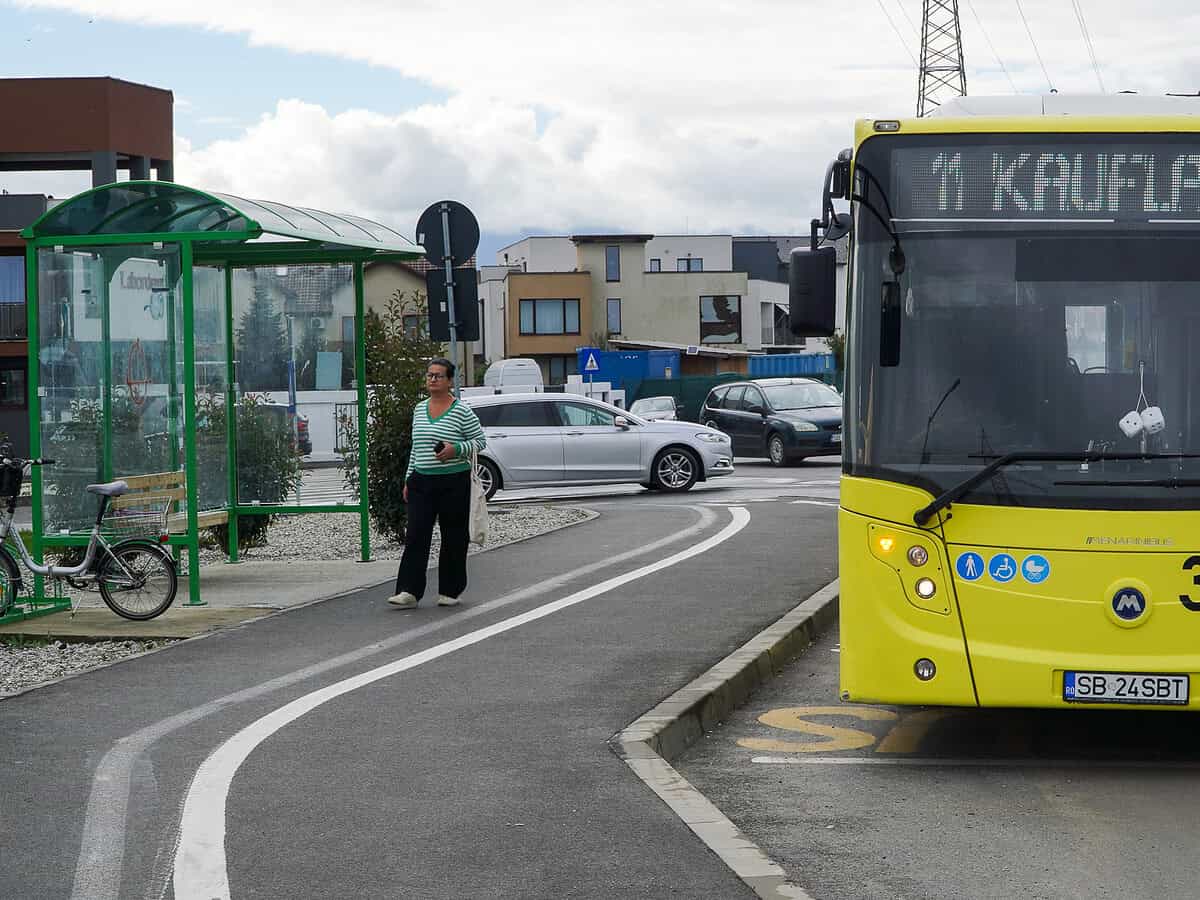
left=1112, top=587, right=1147, bottom=621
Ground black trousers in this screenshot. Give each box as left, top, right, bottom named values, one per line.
left=394, top=470, right=471, bottom=600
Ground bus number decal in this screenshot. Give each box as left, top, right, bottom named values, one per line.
left=737, top=706, right=897, bottom=753
left=1180, top=556, right=1200, bottom=611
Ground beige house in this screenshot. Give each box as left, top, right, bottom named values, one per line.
left=503, top=271, right=593, bottom=384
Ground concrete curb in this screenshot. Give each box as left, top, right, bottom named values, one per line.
left=609, top=578, right=839, bottom=900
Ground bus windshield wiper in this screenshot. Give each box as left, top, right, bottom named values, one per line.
left=1054, top=477, right=1200, bottom=488
left=912, top=451, right=1200, bottom=527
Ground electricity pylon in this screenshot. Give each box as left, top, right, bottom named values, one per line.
left=917, top=0, right=967, bottom=116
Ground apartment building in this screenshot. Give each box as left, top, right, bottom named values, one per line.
left=489, top=231, right=847, bottom=382
left=0, top=77, right=175, bottom=452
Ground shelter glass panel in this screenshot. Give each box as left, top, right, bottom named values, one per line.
left=230, top=264, right=355, bottom=506
left=193, top=266, right=229, bottom=513
left=37, top=244, right=183, bottom=533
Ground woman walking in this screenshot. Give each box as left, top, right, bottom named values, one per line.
left=388, top=357, right=487, bottom=609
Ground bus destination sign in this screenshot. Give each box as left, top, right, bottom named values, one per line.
left=895, top=144, right=1200, bottom=220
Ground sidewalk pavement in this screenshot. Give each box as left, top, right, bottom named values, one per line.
left=0, top=559, right=395, bottom=641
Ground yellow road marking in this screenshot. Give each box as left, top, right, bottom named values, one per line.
left=738, top=705, right=898, bottom=753
left=876, top=709, right=948, bottom=754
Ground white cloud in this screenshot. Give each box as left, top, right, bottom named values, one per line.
left=15, top=0, right=1200, bottom=240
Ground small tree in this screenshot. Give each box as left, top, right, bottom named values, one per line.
left=236, top=282, right=289, bottom=392
left=342, top=290, right=443, bottom=542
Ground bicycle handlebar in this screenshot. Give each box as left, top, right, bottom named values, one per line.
left=0, top=457, right=56, bottom=469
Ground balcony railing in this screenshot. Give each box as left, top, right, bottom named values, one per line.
left=761, top=325, right=803, bottom=348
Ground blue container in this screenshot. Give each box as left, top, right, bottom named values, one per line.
left=748, top=353, right=835, bottom=378
left=576, top=348, right=681, bottom=390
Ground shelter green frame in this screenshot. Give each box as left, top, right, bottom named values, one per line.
left=20, top=181, right=423, bottom=609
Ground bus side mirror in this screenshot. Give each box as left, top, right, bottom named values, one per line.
left=880, top=280, right=902, bottom=367
left=789, top=245, right=837, bottom=337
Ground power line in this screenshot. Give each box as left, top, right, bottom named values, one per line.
left=876, top=0, right=919, bottom=67
left=893, top=0, right=921, bottom=41
left=1014, top=0, right=1054, bottom=92
left=1070, top=0, right=1106, bottom=92
left=964, top=0, right=1016, bottom=92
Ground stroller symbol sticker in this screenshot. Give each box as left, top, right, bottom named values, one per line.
left=1021, top=554, right=1050, bottom=584
left=988, top=554, right=1017, bottom=583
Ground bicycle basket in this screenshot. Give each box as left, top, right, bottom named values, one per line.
left=0, top=465, right=21, bottom=499
left=101, top=495, right=171, bottom=539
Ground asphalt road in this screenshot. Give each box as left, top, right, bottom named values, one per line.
left=678, top=622, right=1200, bottom=900
left=0, top=461, right=839, bottom=899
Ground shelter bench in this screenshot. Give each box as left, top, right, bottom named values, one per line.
left=111, top=470, right=229, bottom=533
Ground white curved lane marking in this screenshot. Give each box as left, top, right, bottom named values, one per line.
left=174, top=507, right=751, bottom=899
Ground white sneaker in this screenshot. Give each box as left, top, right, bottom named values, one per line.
left=387, top=592, right=418, bottom=609
left=437, top=594, right=461, bottom=607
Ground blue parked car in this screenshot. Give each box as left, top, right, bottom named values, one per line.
left=699, top=377, right=842, bottom=466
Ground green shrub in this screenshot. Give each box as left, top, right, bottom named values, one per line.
left=342, top=290, right=443, bottom=543
left=204, top=392, right=302, bottom=552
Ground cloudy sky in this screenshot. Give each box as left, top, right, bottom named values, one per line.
left=3, top=0, right=1199, bottom=262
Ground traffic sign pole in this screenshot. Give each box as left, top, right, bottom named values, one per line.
left=438, top=203, right=461, bottom=394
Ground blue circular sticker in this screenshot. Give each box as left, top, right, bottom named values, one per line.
left=1112, top=587, right=1147, bottom=621
left=1021, top=554, right=1050, bottom=584
left=956, top=552, right=984, bottom=581
left=988, top=553, right=1017, bottom=583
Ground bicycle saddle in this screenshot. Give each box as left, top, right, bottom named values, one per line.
left=86, top=480, right=129, bottom=497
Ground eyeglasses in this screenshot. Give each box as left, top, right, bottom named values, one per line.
left=426, top=372, right=448, bottom=381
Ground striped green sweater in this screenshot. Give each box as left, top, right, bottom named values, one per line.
left=405, top=398, right=487, bottom=480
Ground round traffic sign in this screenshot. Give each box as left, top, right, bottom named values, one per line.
left=416, top=200, right=479, bottom=268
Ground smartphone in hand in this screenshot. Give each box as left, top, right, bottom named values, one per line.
left=433, top=440, right=446, bottom=453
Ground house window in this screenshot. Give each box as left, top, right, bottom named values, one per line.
left=700, top=295, right=741, bottom=344
left=341, top=315, right=355, bottom=346
left=648, top=258, right=661, bottom=273
left=546, top=354, right=579, bottom=384
left=0, top=256, right=25, bottom=340
left=605, top=246, right=621, bottom=282
left=0, top=365, right=25, bottom=408
left=676, top=257, right=703, bottom=273
left=402, top=314, right=422, bottom=338
left=607, top=299, right=622, bottom=334
left=519, top=298, right=581, bottom=335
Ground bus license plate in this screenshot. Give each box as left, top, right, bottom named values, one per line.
left=1064, top=671, right=1189, bottom=705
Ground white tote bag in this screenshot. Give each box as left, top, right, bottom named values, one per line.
left=468, top=447, right=489, bottom=545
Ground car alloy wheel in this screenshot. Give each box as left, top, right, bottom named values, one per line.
left=476, top=459, right=499, bottom=500
left=655, top=449, right=697, bottom=491
left=768, top=433, right=786, bottom=467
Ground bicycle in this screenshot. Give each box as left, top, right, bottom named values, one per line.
left=0, top=448, right=179, bottom=621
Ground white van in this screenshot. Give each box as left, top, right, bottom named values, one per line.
left=483, top=358, right=544, bottom=390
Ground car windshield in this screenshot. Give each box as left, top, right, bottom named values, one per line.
left=762, top=383, right=841, bottom=410
left=634, top=397, right=675, bottom=412
left=845, top=133, right=1200, bottom=512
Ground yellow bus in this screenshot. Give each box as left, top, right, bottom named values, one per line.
left=791, top=95, right=1200, bottom=709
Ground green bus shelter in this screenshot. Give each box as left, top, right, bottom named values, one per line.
left=20, top=180, right=423, bottom=609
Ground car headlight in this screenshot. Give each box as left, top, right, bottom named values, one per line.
left=791, top=421, right=820, bottom=433
left=695, top=431, right=729, bottom=443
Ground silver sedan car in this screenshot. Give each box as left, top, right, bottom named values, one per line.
left=465, top=392, right=733, bottom=499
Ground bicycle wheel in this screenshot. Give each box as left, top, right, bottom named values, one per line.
left=0, top=548, right=19, bottom=616
left=98, top=542, right=177, bottom=621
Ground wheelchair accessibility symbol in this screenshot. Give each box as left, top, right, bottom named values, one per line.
left=988, top=553, right=1017, bottom=583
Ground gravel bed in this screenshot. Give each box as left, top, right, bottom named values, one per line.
left=1, top=503, right=590, bottom=698
left=1, top=638, right=171, bottom=697
left=193, top=503, right=589, bottom=566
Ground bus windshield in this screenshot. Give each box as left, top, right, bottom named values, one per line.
left=847, top=134, right=1200, bottom=511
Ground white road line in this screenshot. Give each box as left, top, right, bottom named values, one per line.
left=72, top=506, right=718, bottom=900
left=173, top=507, right=752, bottom=899
left=789, top=500, right=838, bottom=507
left=751, top=756, right=1200, bottom=769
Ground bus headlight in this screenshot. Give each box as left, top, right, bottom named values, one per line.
left=915, top=577, right=937, bottom=599
left=914, top=658, right=937, bottom=680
